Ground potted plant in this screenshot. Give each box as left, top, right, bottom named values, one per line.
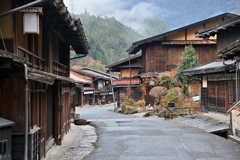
left=164, top=89, right=179, bottom=107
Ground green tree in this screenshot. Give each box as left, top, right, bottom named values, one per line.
left=174, top=45, right=198, bottom=94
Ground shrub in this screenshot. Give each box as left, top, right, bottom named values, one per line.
left=164, top=89, right=179, bottom=104
left=136, top=100, right=145, bottom=107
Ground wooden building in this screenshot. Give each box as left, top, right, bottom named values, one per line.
left=106, top=54, right=142, bottom=107
left=182, top=16, right=240, bottom=113
left=0, top=0, right=89, bottom=159
left=71, top=68, right=118, bottom=106
left=127, top=13, right=238, bottom=105
left=70, top=70, right=92, bottom=107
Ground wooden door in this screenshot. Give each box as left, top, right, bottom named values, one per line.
left=208, top=81, right=226, bottom=112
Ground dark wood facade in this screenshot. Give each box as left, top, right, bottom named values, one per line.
left=142, top=42, right=217, bottom=73
left=127, top=13, right=238, bottom=105
left=0, top=0, right=88, bottom=159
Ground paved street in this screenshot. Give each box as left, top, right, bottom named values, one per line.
left=77, top=105, right=240, bottom=160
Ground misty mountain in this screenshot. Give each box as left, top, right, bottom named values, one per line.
left=72, top=11, right=169, bottom=66
left=139, top=17, right=170, bottom=37
left=119, top=0, right=240, bottom=29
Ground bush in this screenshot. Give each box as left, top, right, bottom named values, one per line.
left=164, top=89, right=179, bottom=104
left=136, top=100, right=145, bottom=107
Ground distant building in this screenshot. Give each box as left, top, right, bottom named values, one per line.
left=71, top=68, right=118, bottom=106
left=106, top=54, right=142, bottom=107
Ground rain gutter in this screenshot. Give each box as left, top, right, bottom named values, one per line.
left=23, top=64, right=29, bottom=160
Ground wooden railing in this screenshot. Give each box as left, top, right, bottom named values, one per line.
left=18, top=46, right=44, bottom=71
left=53, top=60, right=68, bottom=76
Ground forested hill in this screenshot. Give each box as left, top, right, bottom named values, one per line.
left=70, top=11, right=169, bottom=71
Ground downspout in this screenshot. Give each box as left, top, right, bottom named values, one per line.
left=0, top=0, right=47, bottom=18
left=23, top=64, right=29, bottom=160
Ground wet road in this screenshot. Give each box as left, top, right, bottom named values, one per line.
left=76, top=105, right=240, bottom=160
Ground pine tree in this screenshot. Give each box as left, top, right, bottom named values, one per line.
left=174, top=45, right=198, bottom=94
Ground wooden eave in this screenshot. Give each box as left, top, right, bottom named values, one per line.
left=29, top=68, right=74, bottom=83
left=43, top=0, right=89, bottom=56
left=217, top=39, right=240, bottom=59
left=161, top=40, right=216, bottom=45
left=196, top=16, right=240, bottom=39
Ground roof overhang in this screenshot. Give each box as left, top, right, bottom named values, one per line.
left=44, top=0, right=89, bottom=56
left=217, top=39, right=240, bottom=59
left=28, top=68, right=74, bottom=84
left=181, top=60, right=236, bottom=75
left=196, top=16, right=240, bottom=39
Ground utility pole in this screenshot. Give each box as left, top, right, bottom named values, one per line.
left=128, top=54, right=132, bottom=89
left=109, top=69, right=117, bottom=111
left=70, top=0, right=75, bottom=14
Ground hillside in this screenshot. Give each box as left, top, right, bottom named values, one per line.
left=71, top=11, right=170, bottom=68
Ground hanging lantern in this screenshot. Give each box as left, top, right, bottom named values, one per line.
left=20, top=7, right=42, bottom=34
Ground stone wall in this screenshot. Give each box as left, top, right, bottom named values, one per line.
left=230, top=110, right=240, bottom=136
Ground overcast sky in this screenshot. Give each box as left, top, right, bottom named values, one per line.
left=63, top=0, right=240, bottom=31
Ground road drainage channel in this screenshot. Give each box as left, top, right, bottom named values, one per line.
left=211, top=129, right=229, bottom=139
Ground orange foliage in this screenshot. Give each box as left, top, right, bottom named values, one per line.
left=159, top=70, right=175, bottom=77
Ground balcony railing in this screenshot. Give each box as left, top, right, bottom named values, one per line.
left=18, top=46, right=44, bottom=71
left=53, top=60, right=68, bottom=77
